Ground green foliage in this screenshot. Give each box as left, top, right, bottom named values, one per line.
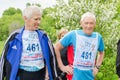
left=0, top=13, right=24, bottom=41
left=9, top=21, right=22, bottom=34
left=95, top=54, right=119, bottom=79
left=0, top=16, right=11, bottom=40
left=0, top=7, right=23, bottom=41
left=16, top=8, right=22, bottom=14
left=3, top=7, right=22, bottom=16
left=0, top=41, right=5, bottom=56
left=26, top=2, right=41, bottom=7
left=40, top=8, right=57, bottom=42
left=96, top=72, right=103, bottom=79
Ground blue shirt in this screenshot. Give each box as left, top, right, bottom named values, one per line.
left=60, top=30, right=104, bottom=53
left=60, top=30, right=104, bottom=80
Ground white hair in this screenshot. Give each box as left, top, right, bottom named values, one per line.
left=80, top=12, right=96, bottom=22
left=22, top=6, right=42, bottom=19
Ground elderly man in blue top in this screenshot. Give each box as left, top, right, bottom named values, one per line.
left=54, top=12, right=104, bottom=80
left=0, top=6, right=58, bottom=80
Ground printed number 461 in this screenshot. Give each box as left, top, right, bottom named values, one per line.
left=27, top=43, right=39, bottom=52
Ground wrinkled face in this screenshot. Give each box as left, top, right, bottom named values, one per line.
left=24, top=14, right=41, bottom=31
left=80, top=17, right=96, bottom=35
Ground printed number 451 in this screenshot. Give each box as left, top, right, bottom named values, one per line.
left=81, top=51, right=92, bottom=59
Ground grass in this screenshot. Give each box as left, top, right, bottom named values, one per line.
left=0, top=40, right=5, bottom=56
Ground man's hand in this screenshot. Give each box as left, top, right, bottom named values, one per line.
left=93, top=67, right=99, bottom=76
left=60, top=65, right=73, bottom=75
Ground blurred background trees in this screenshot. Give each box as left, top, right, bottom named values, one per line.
left=0, top=0, right=120, bottom=79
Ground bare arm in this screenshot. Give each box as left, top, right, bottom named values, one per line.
left=96, top=51, right=104, bottom=66
left=54, top=41, right=73, bottom=74
left=54, top=41, right=64, bottom=69
left=93, top=51, right=104, bottom=76
left=45, top=66, right=49, bottom=80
